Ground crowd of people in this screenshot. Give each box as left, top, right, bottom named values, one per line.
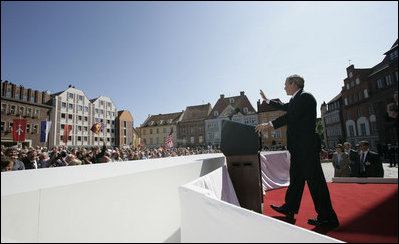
left=1, top=138, right=222, bottom=172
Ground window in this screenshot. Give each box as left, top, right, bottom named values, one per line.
left=357, top=108, right=362, bottom=117
left=156, top=128, right=159, bottom=134
left=107, top=102, right=111, bottom=107
left=347, top=111, right=351, bottom=120
left=344, top=98, right=348, bottom=106
left=377, top=79, right=383, bottom=88
left=229, top=98, right=235, bottom=104
left=346, top=84, right=350, bottom=90
left=34, top=109, right=39, bottom=116
left=61, top=113, right=66, bottom=119
left=6, top=90, right=11, bottom=97
left=84, top=106, right=89, bottom=112
left=1, top=121, right=5, bottom=131
left=385, top=75, right=392, bottom=86
left=100, top=101, right=104, bottom=106
left=33, top=125, right=38, bottom=134
left=84, top=116, right=88, bottom=122
left=10, top=105, right=16, bottom=114
left=62, top=102, right=66, bottom=108
left=8, top=122, right=13, bottom=131
left=78, top=126, right=82, bottom=132
left=68, top=114, right=73, bottom=119
left=349, top=72, right=353, bottom=78
left=95, top=109, right=98, bottom=114
left=15, top=93, right=20, bottom=100
left=26, top=108, right=32, bottom=117
left=100, top=109, right=103, bottom=115
left=78, top=95, right=83, bottom=101
left=61, top=124, right=65, bottom=129
left=69, top=93, right=74, bottom=99
left=78, top=116, right=82, bottom=121
left=18, top=107, right=24, bottom=115
left=214, top=111, right=219, bottom=117
left=79, top=105, right=82, bottom=111
left=369, top=105, right=375, bottom=115
left=389, top=49, right=398, bottom=60
left=150, top=129, right=153, bottom=134
left=364, top=89, right=369, bottom=98
left=350, top=81, right=355, bottom=87
left=243, top=107, right=248, bottom=114
left=1, top=104, right=6, bottom=112
left=355, top=78, right=360, bottom=85
left=349, top=125, right=355, bottom=137
left=360, top=123, right=366, bottom=136
left=68, top=103, right=73, bottom=109
left=78, top=136, right=81, bottom=141
left=30, top=96, right=35, bottom=103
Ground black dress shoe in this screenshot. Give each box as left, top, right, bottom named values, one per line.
left=308, top=217, right=339, bottom=227
left=270, top=204, right=294, bottom=219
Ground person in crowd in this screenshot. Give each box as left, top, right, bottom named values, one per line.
left=255, top=74, right=339, bottom=227
left=359, top=140, right=384, bottom=177
left=5, top=147, right=25, bottom=171
left=22, top=150, right=40, bottom=169
left=1, top=156, right=14, bottom=172
left=38, top=152, right=51, bottom=168
left=332, top=144, right=351, bottom=177
left=344, top=142, right=361, bottom=177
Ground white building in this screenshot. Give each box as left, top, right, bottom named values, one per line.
left=48, top=86, right=118, bottom=148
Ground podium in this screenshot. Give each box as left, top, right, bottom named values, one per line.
left=220, top=120, right=263, bottom=213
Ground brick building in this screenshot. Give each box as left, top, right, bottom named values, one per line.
left=1, top=80, right=52, bottom=147
left=115, top=110, right=135, bottom=148
left=178, top=103, right=212, bottom=147
left=257, top=99, right=287, bottom=149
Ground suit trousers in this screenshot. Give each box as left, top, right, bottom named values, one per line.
left=285, top=149, right=337, bottom=219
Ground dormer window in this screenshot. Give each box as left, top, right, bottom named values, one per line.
left=149, top=121, right=155, bottom=126
left=214, top=111, right=219, bottom=117
left=167, top=119, right=172, bottom=124
left=229, top=98, right=235, bottom=104
left=159, top=120, right=163, bottom=125
left=243, top=107, right=248, bottom=114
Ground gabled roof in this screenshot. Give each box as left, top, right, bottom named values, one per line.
left=328, top=93, right=342, bottom=104
left=142, top=111, right=183, bottom=127
left=257, top=99, right=283, bottom=113
left=181, top=103, right=212, bottom=122
left=207, top=92, right=256, bottom=119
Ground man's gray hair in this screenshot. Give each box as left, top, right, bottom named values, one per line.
left=286, top=74, right=305, bottom=89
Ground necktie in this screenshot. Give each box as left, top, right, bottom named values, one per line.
left=360, top=153, right=366, bottom=172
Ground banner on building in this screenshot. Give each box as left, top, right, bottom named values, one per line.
left=63, top=125, right=72, bottom=143
left=13, top=118, right=27, bottom=142
left=40, top=121, right=52, bottom=143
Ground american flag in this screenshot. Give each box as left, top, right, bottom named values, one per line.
left=164, top=128, right=174, bottom=149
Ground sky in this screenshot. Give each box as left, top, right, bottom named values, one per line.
left=1, top=1, right=398, bottom=127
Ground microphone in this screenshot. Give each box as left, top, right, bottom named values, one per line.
left=228, top=108, right=240, bottom=120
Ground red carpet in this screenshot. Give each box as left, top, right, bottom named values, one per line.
left=263, top=183, right=398, bottom=243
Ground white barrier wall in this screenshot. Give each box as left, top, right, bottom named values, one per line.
left=179, top=165, right=343, bottom=243
left=1, top=154, right=225, bottom=243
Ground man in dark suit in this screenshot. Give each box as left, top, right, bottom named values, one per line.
left=359, top=140, right=384, bottom=177
left=344, top=142, right=361, bottom=177
left=255, top=74, right=339, bottom=227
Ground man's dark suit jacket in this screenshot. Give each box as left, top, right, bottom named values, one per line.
left=364, top=151, right=384, bottom=177
left=348, top=149, right=361, bottom=177
left=269, top=89, right=319, bottom=177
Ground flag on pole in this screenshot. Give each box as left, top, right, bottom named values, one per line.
left=63, top=125, right=72, bottom=143
left=40, top=121, right=52, bottom=142
left=13, top=118, right=27, bottom=142
left=164, top=128, right=174, bottom=149
left=91, top=123, right=100, bottom=134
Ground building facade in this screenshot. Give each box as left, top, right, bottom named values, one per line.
left=140, top=112, right=183, bottom=148
left=320, top=94, right=345, bottom=149
left=178, top=103, right=212, bottom=147
left=257, top=99, right=287, bottom=149
left=115, top=110, right=135, bottom=148
left=49, top=86, right=117, bottom=148
left=205, top=91, right=258, bottom=147
left=368, top=39, right=398, bottom=146
left=1, top=80, right=53, bottom=147
left=341, top=64, right=379, bottom=150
